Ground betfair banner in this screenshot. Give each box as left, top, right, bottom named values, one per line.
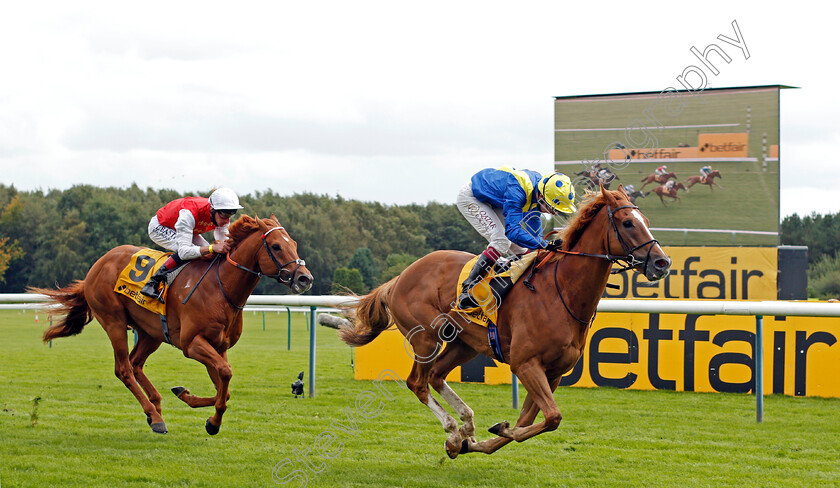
left=605, top=247, right=776, bottom=300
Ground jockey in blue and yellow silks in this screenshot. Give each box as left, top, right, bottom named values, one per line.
left=455, top=166, right=577, bottom=309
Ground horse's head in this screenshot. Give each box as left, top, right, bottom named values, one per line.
left=712, top=170, right=722, bottom=178
left=675, top=182, right=687, bottom=191
left=601, top=183, right=671, bottom=281
left=256, top=215, right=314, bottom=293
left=228, top=215, right=314, bottom=293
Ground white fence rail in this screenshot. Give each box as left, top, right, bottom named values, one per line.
left=4, top=294, right=839, bottom=421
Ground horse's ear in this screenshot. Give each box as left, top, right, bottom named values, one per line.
left=254, top=214, right=269, bottom=231
left=600, top=181, right=617, bottom=206
left=616, top=184, right=627, bottom=196
left=270, top=213, right=280, bottom=225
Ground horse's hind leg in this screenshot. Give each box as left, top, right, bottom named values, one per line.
left=404, top=338, right=463, bottom=459
left=429, top=341, right=478, bottom=442
left=129, top=329, right=164, bottom=421
left=97, top=314, right=168, bottom=433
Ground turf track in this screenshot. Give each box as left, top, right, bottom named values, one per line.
left=1, top=309, right=838, bottom=487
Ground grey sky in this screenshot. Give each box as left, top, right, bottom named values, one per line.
left=0, top=1, right=835, bottom=218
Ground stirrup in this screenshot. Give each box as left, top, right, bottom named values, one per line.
left=140, top=281, right=163, bottom=301
left=457, top=283, right=480, bottom=309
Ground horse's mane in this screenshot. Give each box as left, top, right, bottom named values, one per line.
left=226, top=215, right=276, bottom=249
left=558, top=190, right=608, bottom=252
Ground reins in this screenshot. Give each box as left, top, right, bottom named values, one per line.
left=183, top=225, right=307, bottom=310
left=524, top=203, right=660, bottom=326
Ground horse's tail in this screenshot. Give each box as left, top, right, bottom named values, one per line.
left=337, top=278, right=398, bottom=347
left=28, top=282, right=93, bottom=343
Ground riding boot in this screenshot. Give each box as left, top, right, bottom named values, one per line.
left=457, top=253, right=497, bottom=309
left=140, top=265, right=173, bottom=302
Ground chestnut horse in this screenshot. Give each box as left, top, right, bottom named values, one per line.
left=31, top=215, right=312, bottom=435
left=652, top=182, right=687, bottom=206
left=337, top=184, right=671, bottom=458
left=684, top=169, right=722, bottom=191
left=639, top=171, right=677, bottom=189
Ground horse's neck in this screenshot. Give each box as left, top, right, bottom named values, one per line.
left=552, top=212, right=613, bottom=318
left=221, top=236, right=264, bottom=301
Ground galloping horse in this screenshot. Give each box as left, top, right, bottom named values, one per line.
left=684, top=169, right=722, bottom=191
left=639, top=171, right=677, bottom=189
left=31, top=215, right=312, bottom=435
left=652, top=182, right=687, bottom=206
left=337, top=184, right=671, bottom=458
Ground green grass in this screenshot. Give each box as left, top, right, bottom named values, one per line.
left=554, top=89, right=781, bottom=247
left=2, top=309, right=839, bottom=487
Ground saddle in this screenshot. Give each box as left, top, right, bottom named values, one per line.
left=452, top=252, right=538, bottom=327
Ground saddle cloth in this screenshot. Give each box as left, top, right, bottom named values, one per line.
left=114, top=249, right=176, bottom=315
left=451, top=252, right=538, bottom=327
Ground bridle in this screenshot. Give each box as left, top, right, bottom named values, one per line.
left=219, top=226, right=306, bottom=309
left=530, top=203, right=660, bottom=325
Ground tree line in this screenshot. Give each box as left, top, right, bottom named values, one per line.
left=780, top=212, right=840, bottom=299
left=1, top=183, right=838, bottom=299
left=0, top=184, right=484, bottom=295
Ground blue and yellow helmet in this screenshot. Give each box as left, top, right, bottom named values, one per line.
left=538, top=173, right=577, bottom=214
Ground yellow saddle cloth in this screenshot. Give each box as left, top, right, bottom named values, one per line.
left=452, top=252, right=538, bottom=327
left=114, top=249, right=173, bottom=315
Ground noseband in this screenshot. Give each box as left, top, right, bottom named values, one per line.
left=604, top=204, right=659, bottom=274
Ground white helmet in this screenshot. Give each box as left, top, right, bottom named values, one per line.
left=209, top=187, right=243, bottom=211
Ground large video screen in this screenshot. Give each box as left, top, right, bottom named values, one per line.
left=554, top=86, right=782, bottom=246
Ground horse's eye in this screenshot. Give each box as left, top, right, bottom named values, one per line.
left=622, top=220, right=634, bottom=228
left=271, top=243, right=282, bottom=251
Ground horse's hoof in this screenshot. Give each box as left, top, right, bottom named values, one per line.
left=444, top=441, right=459, bottom=460
left=171, top=386, right=187, bottom=397
left=146, top=415, right=152, bottom=425
left=488, top=421, right=508, bottom=436
left=459, top=439, right=470, bottom=455
left=150, top=422, right=168, bottom=434
left=205, top=418, right=220, bottom=435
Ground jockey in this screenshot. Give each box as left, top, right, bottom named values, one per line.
left=664, top=180, right=676, bottom=191
left=654, top=165, right=668, bottom=176
left=700, top=165, right=712, bottom=178
left=455, top=166, right=577, bottom=308
left=140, top=187, right=244, bottom=300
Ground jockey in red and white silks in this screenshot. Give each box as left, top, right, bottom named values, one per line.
left=141, top=187, right=243, bottom=300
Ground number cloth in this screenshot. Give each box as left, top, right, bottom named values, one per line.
left=114, top=249, right=173, bottom=314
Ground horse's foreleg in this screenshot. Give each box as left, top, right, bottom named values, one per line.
left=505, top=360, right=562, bottom=443
left=171, top=362, right=232, bottom=408
left=468, top=375, right=561, bottom=454
left=183, top=335, right=232, bottom=435
left=129, top=331, right=164, bottom=418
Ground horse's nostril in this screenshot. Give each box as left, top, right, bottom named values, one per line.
left=655, top=259, right=670, bottom=270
